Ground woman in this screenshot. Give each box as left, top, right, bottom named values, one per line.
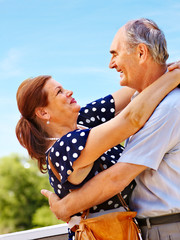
left=16, top=68, right=180, bottom=239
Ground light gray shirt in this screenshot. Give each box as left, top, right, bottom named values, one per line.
left=118, top=87, right=180, bottom=218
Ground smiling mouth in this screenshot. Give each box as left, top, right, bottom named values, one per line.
left=119, top=70, right=124, bottom=78
left=117, top=68, right=123, bottom=73
left=70, top=98, right=77, bottom=104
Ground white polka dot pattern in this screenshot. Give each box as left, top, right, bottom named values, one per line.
left=78, top=146, right=84, bottom=150
left=51, top=177, right=54, bottom=182
left=72, top=138, right=77, bottom=144
left=66, top=146, right=70, bottom=152
left=73, top=153, right=78, bottom=158
left=55, top=162, right=60, bottom=167
left=80, top=132, right=85, bottom=136
left=101, top=108, right=106, bottom=112
left=46, top=95, right=135, bottom=218
left=63, top=156, right=67, bottom=161
left=55, top=151, right=60, bottom=157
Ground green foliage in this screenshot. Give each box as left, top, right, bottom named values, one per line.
left=0, top=154, right=62, bottom=234
left=32, top=206, right=64, bottom=227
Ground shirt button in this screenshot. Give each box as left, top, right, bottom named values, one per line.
left=67, top=170, right=72, bottom=175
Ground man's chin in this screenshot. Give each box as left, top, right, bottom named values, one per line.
left=119, top=78, right=127, bottom=86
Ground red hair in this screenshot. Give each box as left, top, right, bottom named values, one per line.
left=16, top=75, right=51, bottom=173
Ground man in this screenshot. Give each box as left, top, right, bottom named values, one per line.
left=42, top=19, right=180, bottom=239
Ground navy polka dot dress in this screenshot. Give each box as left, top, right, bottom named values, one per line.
left=46, top=95, right=136, bottom=240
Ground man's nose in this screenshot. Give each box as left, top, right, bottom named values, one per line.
left=109, top=59, right=116, bottom=69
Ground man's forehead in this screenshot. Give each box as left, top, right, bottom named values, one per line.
left=110, top=27, right=126, bottom=52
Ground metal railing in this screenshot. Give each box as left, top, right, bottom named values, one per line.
left=0, top=224, right=68, bottom=240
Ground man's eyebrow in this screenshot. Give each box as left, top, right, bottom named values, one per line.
left=110, top=50, right=116, bottom=54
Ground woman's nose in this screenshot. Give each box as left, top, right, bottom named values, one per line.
left=66, top=90, right=73, bottom=97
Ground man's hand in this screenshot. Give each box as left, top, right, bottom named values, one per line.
left=41, top=189, right=70, bottom=222
left=168, top=61, right=180, bottom=71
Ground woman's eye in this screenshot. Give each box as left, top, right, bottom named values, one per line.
left=57, top=89, right=62, bottom=95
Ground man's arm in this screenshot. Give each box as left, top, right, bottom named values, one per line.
left=41, top=162, right=146, bottom=221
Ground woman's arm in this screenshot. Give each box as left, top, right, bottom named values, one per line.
left=106, top=60, right=179, bottom=115
left=167, top=61, right=180, bottom=71
left=70, top=70, right=180, bottom=175
left=41, top=69, right=180, bottom=220
left=111, top=87, right=135, bottom=115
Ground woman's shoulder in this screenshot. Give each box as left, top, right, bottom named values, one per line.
left=79, top=94, right=115, bottom=114
left=47, top=128, right=89, bottom=153
left=48, top=129, right=90, bottom=167
left=59, top=128, right=90, bottom=149
left=46, top=129, right=90, bottom=185
left=78, top=94, right=115, bottom=127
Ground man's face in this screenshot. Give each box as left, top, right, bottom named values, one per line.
left=109, top=27, right=142, bottom=90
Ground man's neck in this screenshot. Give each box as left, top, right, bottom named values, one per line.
left=139, top=63, right=167, bottom=92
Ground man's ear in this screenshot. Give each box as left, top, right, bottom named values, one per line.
left=35, top=107, right=50, bottom=121
left=137, top=43, right=148, bottom=63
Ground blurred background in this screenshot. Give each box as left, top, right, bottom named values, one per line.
left=0, top=0, right=179, bottom=234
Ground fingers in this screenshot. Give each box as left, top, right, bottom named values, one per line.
left=41, top=189, right=62, bottom=219
left=41, top=189, right=60, bottom=206
left=41, top=189, right=52, bottom=199
left=41, top=189, right=70, bottom=222
left=168, top=61, right=180, bottom=71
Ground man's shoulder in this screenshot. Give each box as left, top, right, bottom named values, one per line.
left=159, top=87, right=180, bottom=110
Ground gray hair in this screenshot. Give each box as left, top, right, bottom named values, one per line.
left=125, top=18, right=169, bottom=65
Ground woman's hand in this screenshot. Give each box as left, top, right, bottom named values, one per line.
left=168, top=61, right=180, bottom=71
left=41, top=189, right=70, bottom=222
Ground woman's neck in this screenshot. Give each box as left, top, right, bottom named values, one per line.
left=50, top=122, right=78, bottom=138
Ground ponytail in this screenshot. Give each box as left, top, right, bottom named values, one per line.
left=16, top=75, right=51, bottom=173
left=16, top=116, right=48, bottom=172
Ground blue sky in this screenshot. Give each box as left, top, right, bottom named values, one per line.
left=0, top=0, right=180, bottom=158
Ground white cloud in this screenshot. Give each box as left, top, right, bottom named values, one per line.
left=0, top=48, right=24, bottom=79
left=53, top=66, right=108, bottom=74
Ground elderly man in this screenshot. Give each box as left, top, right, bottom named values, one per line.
left=42, top=19, right=180, bottom=239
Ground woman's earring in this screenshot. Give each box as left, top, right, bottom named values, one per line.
left=47, top=120, right=50, bottom=124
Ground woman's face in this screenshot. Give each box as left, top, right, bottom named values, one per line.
left=43, top=78, right=81, bottom=124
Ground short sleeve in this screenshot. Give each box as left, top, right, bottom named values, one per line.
left=118, top=97, right=180, bottom=170
left=49, top=129, right=90, bottom=184
left=78, top=94, right=115, bottom=128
